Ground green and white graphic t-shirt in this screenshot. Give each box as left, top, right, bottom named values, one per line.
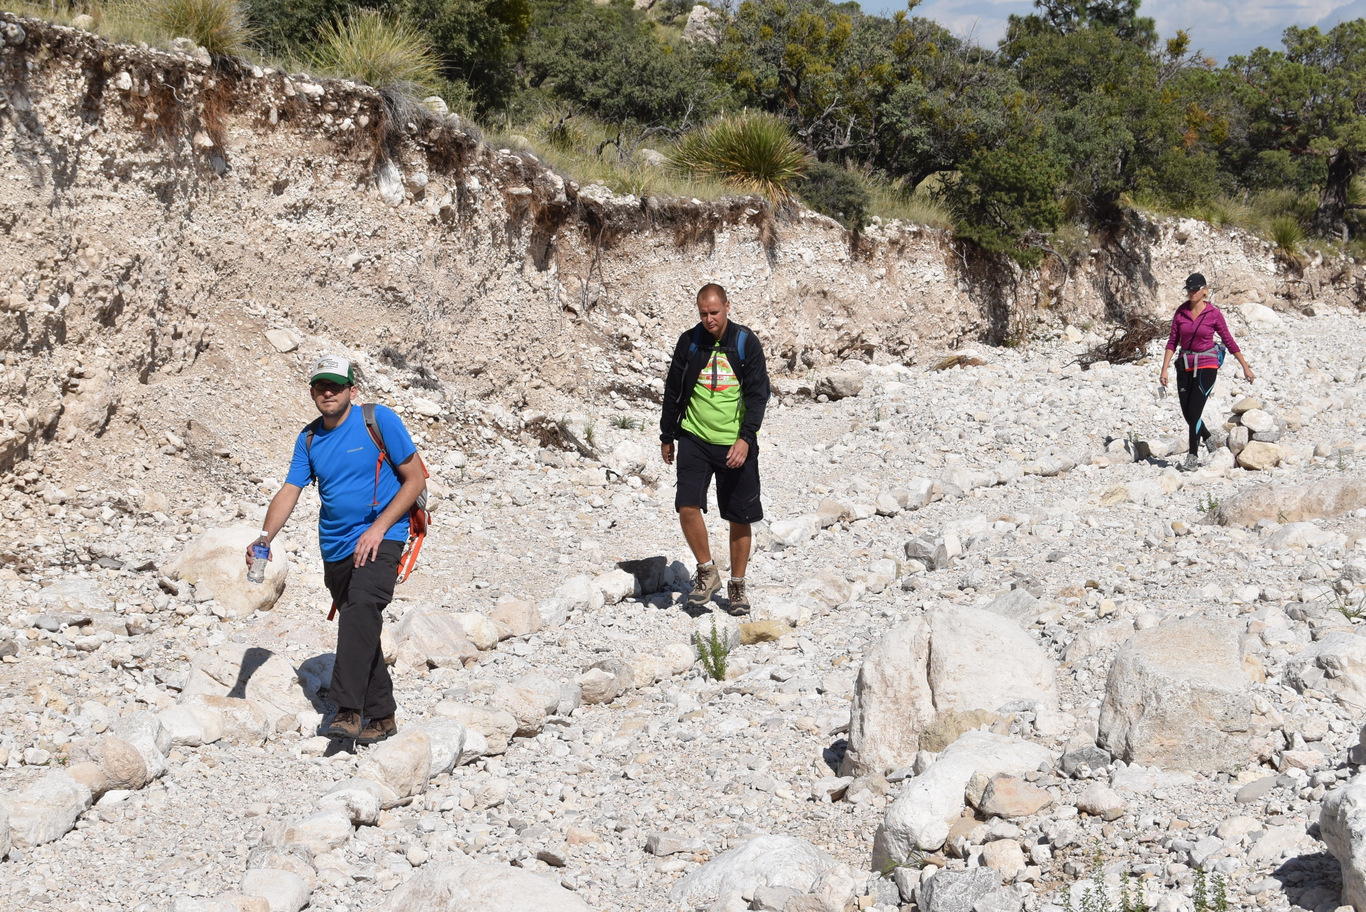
left=680, top=340, right=745, bottom=445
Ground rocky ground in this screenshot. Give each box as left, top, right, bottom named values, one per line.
left=4, top=294, right=1366, bottom=912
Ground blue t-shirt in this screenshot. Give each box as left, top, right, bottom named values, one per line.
left=285, top=404, right=417, bottom=562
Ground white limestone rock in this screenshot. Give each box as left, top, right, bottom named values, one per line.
left=241, top=867, right=311, bottom=912
left=392, top=608, right=478, bottom=667
left=169, top=525, right=288, bottom=619
left=6, top=771, right=93, bottom=848
left=380, top=860, right=591, bottom=911
left=1098, top=618, right=1251, bottom=771
left=841, top=617, right=934, bottom=777
left=872, top=732, right=1053, bottom=866
left=668, top=834, right=842, bottom=907
left=356, top=730, right=432, bottom=800
left=927, top=606, right=1058, bottom=717
left=317, top=778, right=386, bottom=826
left=283, top=809, right=354, bottom=855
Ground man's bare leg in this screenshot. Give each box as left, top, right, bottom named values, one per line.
left=729, top=522, right=751, bottom=579
left=679, top=506, right=712, bottom=565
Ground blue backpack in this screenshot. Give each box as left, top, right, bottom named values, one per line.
left=687, top=325, right=749, bottom=371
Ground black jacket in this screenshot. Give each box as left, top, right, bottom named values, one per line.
left=660, top=320, right=770, bottom=448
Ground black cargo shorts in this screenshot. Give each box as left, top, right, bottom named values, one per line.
left=674, top=432, right=763, bottom=524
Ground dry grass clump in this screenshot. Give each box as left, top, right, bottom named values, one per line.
left=144, top=0, right=255, bottom=57
left=308, top=9, right=441, bottom=102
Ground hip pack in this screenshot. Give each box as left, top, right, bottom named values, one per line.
left=1180, top=344, right=1225, bottom=371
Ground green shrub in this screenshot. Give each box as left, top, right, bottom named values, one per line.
left=309, top=9, right=441, bottom=102
left=144, top=0, right=255, bottom=56
left=1270, top=215, right=1304, bottom=259
left=671, top=112, right=810, bottom=204
left=693, top=619, right=729, bottom=682
left=797, top=161, right=870, bottom=230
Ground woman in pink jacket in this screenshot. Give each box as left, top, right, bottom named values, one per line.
left=1158, top=273, right=1256, bottom=470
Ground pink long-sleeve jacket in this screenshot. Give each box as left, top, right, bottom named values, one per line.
left=1166, top=302, right=1240, bottom=371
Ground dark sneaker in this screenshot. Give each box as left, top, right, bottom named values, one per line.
left=687, top=563, right=722, bottom=608
left=357, top=715, right=397, bottom=745
left=726, top=579, right=751, bottom=616
left=325, top=709, right=361, bottom=741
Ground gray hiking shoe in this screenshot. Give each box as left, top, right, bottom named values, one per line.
left=687, top=563, right=722, bottom=608
left=1205, top=430, right=1225, bottom=454
left=726, top=579, right=751, bottom=616
left=1182, top=453, right=1200, bottom=471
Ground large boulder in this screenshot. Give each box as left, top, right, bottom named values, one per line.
left=1216, top=477, right=1366, bottom=527
left=283, top=809, right=354, bottom=855
left=181, top=644, right=315, bottom=728
left=380, top=861, right=591, bottom=911
left=1321, top=780, right=1366, bottom=911
left=178, top=694, right=272, bottom=744
left=169, top=525, right=289, bottom=619
left=927, top=607, right=1057, bottom=717
left=404, top=719, right=467, bottom=776
left=6, top=771, right=93, bottom=848
left=1287, top=632, right=1366, bottom=710
left=842, top=609, right=1057, bottom=777
left=872, top=732, right=1053, bottom=867
left=317, top=778, right=387, bottom=826
left=814, top=368, right=867, bottom=401
left=1098, top=618, right=1251, bottom=771
left=668, top=834, right=842, bottom=908
left=841, top=618, right=934, bottom=777
left=431, top=703, right=517, bottom=755
left=356, top=730, right=432, bottom=800
left=488, top=598, right=543, bottom=638
left=240, top=868, right=311, bottom=912
left=391, top=608, right=478, bottom=668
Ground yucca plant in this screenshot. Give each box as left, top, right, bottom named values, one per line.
left=1270, top=214, right=1305, bottom=263
left=144, top=0, right=254, bottom=57
left=309, top=9, right=441, bottom=103
left=670, top=112, right=810, bottom=204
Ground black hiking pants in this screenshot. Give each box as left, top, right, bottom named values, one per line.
left=323, top=540, right=402, bottom=719
left=1176, top=367, right=1219, bottom=455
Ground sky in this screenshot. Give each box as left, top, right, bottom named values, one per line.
left=860, top=0, right=1366, bottom=63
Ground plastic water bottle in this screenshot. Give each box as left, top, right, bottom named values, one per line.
left=248, top=542, right=269, bottom=584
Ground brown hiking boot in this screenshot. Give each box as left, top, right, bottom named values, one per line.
left=325, top=708, right=361, bottom=741
left=687, top=563, right=722, bottom=608
left=357, top=715, right=398, bottom=745
left=726, top=578, right=751, bottom=616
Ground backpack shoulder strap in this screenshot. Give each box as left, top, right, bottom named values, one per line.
left=303, top=417, right=324, bottom=454
left=361, top=403, right=395, bottom=472
left=736, top=329, right=748, bottom=366
left=686, top=324, right=706, bottom=360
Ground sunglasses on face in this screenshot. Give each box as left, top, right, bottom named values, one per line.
left=310, top=381, right=350, bottom=395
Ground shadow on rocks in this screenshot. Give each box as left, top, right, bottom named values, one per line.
left=1271, top=851, right=1343, bottom=911
left=227, top=646, right=272, bottom=699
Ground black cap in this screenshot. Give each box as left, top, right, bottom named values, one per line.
left=1184, top=273, right=1207, bottom=293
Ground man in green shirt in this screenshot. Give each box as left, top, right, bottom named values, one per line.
left=660, top=284, right=771, bottom=615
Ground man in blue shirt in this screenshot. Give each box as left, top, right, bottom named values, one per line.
left=248, top=355, right=426, bottom=744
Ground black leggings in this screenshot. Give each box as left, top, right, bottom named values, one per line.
left=1176, top=367, right=1218, bottom=454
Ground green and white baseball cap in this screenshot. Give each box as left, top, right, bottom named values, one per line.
left=310, top=354, right=354, bottom=385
